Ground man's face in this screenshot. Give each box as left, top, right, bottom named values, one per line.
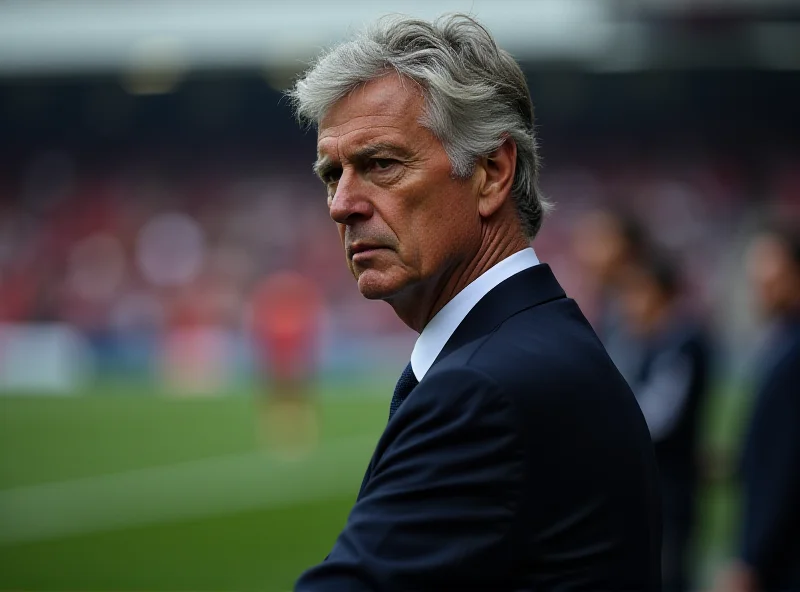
left=572, top=212, right=627, bottom=286
left=315, top=74, right=480, bottom=301
left=617, top=264, right=663, bottom=335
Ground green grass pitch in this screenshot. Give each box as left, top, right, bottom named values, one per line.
left=0, top=381, right=749, bottom=591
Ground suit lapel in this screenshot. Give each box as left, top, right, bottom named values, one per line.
left=356, top=264, right=565, bottom=503
left=432, top=263, right=566, bottom=370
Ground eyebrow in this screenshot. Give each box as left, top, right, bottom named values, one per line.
left=313, top=142, right=413, bottom=180
left=312, top=156, right=335, bottom=180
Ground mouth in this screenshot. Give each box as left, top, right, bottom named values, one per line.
left=349, top=243, right=391, bottom=261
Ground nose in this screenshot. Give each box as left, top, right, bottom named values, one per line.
left=329, top=169, right=373, bottom=225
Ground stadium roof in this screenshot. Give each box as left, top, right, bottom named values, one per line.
left=1, top=0, right=799, bottom=76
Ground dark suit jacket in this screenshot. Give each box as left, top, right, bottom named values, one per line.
left=631, top=320, right=712, bottom=503
left=296, top=264, right=662, bottom=591
left=629, top=319, right=712, bottom=592
left=740, top=318, right=800, bottom=591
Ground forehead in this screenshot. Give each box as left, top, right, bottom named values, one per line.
left=317, top=74, right=427, bottom=157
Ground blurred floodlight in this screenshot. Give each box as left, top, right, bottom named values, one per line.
left=121, top=36, right=186, bottom=95
left=263, top=67, right=302, bottom=93
left=753, top=23, right=800, bottom=70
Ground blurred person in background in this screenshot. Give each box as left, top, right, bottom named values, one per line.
left=572, top=207, right=651, bottom=384
left=250, top=270, right=324, bottom=458
left=290, top=14, right=661, bottom=590
left=617, top=248, right=713, bottom=592
left=714, top=225, right=800, bottom=592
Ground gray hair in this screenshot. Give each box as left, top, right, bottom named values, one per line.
left=288, top=13, right=550, bottom=239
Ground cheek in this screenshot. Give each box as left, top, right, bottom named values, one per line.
left=443, top=195, right=480, bottom=247
left=409, top=204, right=463, bottom=264
left=390, top=167, right=476, bottom=270
left=337, top=224, right=354, bottom=273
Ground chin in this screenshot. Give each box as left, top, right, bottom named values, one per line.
left=355, top=269, right=405, bottom=301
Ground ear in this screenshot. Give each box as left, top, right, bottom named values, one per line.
left=476, top=138, right=517, bottom=219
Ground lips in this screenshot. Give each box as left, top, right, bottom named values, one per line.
left=349, top=243, right=387, bottom=256
left=348, top=243, right=392, bottom=263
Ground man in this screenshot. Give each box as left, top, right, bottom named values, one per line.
left=289, top=14, right=661, bottom=590
left=572, top=207, right=651, bottom=384
left=250, top=270, right=324, bottom=456
left=617, top=249, right=712, bottom=592
left=714, top=226, right=800, bottom=592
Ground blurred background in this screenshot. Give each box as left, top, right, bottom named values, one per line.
left=1, top=0, right=799, bottom=590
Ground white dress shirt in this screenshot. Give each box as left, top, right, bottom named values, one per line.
left=410, top=247, right=540, bottom=381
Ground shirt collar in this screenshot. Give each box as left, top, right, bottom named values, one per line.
left=410, top=247, right=540, bottom=381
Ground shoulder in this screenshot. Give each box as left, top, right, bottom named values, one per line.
left=443, top=297, right=625, bottom=397
left=423, top=298, right=652, bottom=447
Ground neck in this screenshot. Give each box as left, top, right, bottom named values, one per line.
left=388, top=227, right=530, bottom=333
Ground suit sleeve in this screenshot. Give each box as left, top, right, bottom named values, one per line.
left=295, top=367, right=524, bottom=591
left=740, top=351, right=800, bottom=579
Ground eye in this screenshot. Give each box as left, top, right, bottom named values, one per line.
left=321, top=168, right=342, bottom=185
left=372, top=158, right=397, bottom=170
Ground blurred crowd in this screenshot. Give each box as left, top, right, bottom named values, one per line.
left=0, top=150, right=402, bottom=337
left=1, top=144, right=797, bottom=377
left=0, top=69, right=797, bottom=385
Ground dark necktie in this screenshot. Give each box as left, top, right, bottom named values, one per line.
left=357, top=362, right=419, bottom=500
left=389, top=362, right=418, bottom=421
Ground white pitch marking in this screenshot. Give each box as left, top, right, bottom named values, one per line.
left=0, top=434, right=377, bottom=544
